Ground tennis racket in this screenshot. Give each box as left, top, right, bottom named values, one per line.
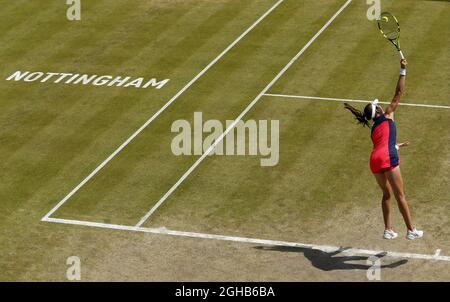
left=377, top=12, right=405, bottom=59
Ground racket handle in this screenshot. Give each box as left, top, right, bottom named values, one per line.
left=399, top=50, right=405, bottom=60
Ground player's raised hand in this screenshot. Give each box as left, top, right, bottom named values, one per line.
left=401, top=59, right=407, bottom=69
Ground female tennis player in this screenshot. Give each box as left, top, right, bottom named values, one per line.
left=344, top=59, right=423, bottom=240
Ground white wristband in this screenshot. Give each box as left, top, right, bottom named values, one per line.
left=400, top=68, right=406, bottom=76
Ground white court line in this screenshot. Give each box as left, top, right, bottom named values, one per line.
left=263, top=93, right=450, bottom=109
left=42, top=217, right=450, bottom=262
left=41, top=0, right=285, bottom=221
left=136, top=0, right=354, bottom=227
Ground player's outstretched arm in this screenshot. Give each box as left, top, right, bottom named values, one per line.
left=385, top=59, right=407, bottom=116
left=397, top=141, right=410, bottom=148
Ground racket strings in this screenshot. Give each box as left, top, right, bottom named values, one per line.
left=381, top=24, right=399, bottom=40
left=378, top=14, right=399, bottom=40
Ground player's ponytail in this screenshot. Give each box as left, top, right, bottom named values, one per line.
left=343, top=103, right=372, bottom=128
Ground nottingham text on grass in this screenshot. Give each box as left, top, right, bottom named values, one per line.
left=6, top=71, right=170, bottom=89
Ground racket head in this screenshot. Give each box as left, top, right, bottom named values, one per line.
left=377, top=12, right=400, bottom=41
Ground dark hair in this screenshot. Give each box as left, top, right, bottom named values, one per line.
left=343, top=103, right=373, bottom=128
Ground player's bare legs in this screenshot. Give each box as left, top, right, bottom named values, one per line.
left=385, top=167, right=413, bottom=230
left=374, top=172, right=397, bottom=239
left=385, top=166, right=423, bottom=239
left=374, top=172, right=393, bottom=230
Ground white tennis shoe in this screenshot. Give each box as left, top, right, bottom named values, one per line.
left=383, top=229, right=398, bottom=239
left=406, top=228, right=424, bottom=240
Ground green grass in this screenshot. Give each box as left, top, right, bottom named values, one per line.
left=0, top=0, right=449, bottom=281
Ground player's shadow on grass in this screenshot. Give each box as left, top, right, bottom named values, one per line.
left=254, top=246, right=408, bottom=271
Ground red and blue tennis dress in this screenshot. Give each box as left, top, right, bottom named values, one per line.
left=370, top=115, right=399, bottom=174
